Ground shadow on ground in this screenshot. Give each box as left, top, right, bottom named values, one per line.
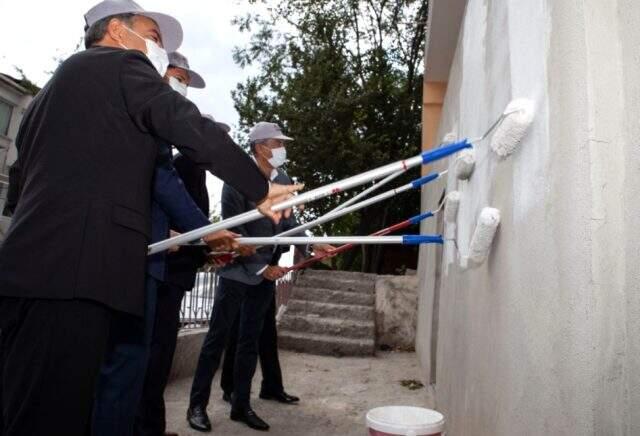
left=165, top=350, right=433, bottom=435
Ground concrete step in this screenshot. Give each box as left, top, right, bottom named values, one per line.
left=296, top=274, right=376, bottom=294
left=279, top=313, right=375, bottom=339
left=278, top=330, right=375, bottom=356
left=286, top=299, right=374, bottom=322
left=291, top=286, right=375, bottom=306
left=302, top=269, right=378, bottom=283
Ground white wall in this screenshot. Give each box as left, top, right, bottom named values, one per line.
left=416, top=0, right=640, bottom=434
left=0, top=81, right=31, bottom=172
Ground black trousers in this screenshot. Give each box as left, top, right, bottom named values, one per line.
left=135, top=282, right=185, bottom=436
left=220, top=292, right=284, bottom=396
left=0, top=297, right=111, bottom=436
left=189, top=277, right=273, bottom=410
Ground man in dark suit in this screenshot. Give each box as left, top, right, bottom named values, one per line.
left=92, top=52, right=220, bottom=436
left=187, top=123, right=333, bottom=432
left=0, top=2, right=299, bottom=434
left=134, top=114, right=225, bottom=436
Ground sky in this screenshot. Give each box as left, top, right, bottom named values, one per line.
left=0, top=0, right=261, bottom=214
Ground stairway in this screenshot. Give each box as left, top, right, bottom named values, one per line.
left=278, top=270, right=377, bottom=356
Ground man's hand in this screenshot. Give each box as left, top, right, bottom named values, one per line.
left=257, top=183, right=305, bottom=224
left=206, top=253, right=234, bottom=268
left=203, top=230, right=240, bottom=252
left=312, top=243, right=337, bottom=258
left=168, top=230, right=181, bottom=253
left=263, top=265, right=287, bottom=282
left=235, top=245, right=256, bottom=257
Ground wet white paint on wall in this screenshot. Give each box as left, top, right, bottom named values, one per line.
left=416, top=0, right=640, bottom=434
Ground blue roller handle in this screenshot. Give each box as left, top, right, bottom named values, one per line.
left=411, top=172, right=439, bottom=189
left=408, top=212, right=434, bottom=225
left=421, top=139, right=472, bottom=164
left=402, top=235, right=445, bottom=245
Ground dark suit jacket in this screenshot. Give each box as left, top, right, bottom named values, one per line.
left=217, top=169, right=302, bottom=286
left=164, top=152, right=210, bottom=291
left=2, top=163, right=19, bottom=217
left=146, top=145, right=210, bottom=282
left=0, top=46, right=267, bottom=316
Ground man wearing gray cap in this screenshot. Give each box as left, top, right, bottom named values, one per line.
left=165, top=51, right=206, bottom=96
left=187, top=123, right=333, bottom=433
left=0, top=2, right=301, bottom=435
left=91, top=54, right=220, bottom=436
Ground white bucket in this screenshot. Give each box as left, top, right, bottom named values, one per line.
left=366, top=406, right=445, bottom=436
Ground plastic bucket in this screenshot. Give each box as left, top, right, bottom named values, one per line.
left=366, top=406, right=445, bottom=436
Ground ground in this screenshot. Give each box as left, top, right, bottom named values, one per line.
left=165, top=350, right=433, bottom=435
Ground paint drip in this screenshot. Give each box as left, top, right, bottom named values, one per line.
left=454, top=149, right=476, bottom=180
left=442, top=131, right=458, bottom=144
left=444, top=191, right=461, bottom=224
left=468, top=207, right=501, bottom=265
left=490, top=98, right=535, bottom=158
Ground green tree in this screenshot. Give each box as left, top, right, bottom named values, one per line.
left=232, top=0, right=428, bottom=273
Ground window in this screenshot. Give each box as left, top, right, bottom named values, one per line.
left=0, top=100, right=13, bottom=137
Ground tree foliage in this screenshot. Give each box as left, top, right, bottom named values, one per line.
left=232, top=0, right=428, bottom=272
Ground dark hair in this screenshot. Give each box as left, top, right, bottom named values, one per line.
left=249, top=139, right=271, bottom=154
left=84, top=13, right=136, bottom=49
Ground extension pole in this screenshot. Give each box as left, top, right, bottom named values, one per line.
left=275, top=171, right=446, bottom=238
left=188, top=172, right=444, bottom=249
left=233, top=235, right=443, bottom=246
left=331, top=169, right=406, bottom=213
left=285, top=210, right=435, bottom=272
left=148, top=139, right=471, bottom=255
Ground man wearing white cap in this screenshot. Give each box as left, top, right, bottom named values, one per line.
left=91, top=55, right=221, bottom=436
left=0, top=1, right=301, bottom=435
left=165, top=51, right=206, bottom=96
left=134, top=107, right=229, bottom=436
left=187, top=123, right=332, bottom=433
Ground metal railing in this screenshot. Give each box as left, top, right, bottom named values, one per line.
left=179, top=268, right=217, bottom=329
left=179, top=267, right=299, bottom=330
left=276, top=270, right=297, bottom=309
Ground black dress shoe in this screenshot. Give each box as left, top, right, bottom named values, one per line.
left=222, top=392, right=232, bottom=403
left=259, top=391, right=300, bottom=404
left=230, top=407, right=270, bottom=431
left=187, top=405, right=212, bottom=432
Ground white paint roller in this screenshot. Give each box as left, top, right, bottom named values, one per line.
left=490, top=98, right=535, bottom=157
left=454, top=149, right=476, bottom=180
left=444, top=191, right=461, bottom=224
left=467, top=207, right=501, bottom=266
left=443, top=191, right=461, bottom=244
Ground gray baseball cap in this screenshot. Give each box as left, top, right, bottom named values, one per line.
left=249, top=122, right=293, bottom=142
left=168, top=52, right=205, bottom=89
left=84, top=0, right=183, bottom=52
left=203, top=114, right=231, bottom=133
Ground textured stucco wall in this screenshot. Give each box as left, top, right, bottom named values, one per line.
left=416, top=0, right=640, bottom=434
left=375, top=274, right=419, bottom=350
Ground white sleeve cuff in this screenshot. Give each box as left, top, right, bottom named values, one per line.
left=256, top=265, right=269, bottom=276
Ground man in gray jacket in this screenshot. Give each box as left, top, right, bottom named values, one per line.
left=187, top=122, right=333, bottom=432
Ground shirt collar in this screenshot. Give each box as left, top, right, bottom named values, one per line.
left=252, top=155, right=278, bottom=181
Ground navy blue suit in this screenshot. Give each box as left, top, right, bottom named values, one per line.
left=189, top=169, right=301, bottom=412
left=136, top=153, right=210, bottom=436
left=92, top=143, right=210, bottom=436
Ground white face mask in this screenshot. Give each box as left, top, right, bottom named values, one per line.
left=268, top=146, right=287, bottom=168
left=168, top=76, right=188, bottom=96
left=121, top=27, right=169, bottom=77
